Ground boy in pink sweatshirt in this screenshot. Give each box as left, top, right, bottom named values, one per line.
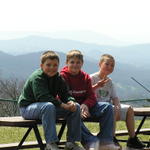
left=61, top=50, right=120, bottom=150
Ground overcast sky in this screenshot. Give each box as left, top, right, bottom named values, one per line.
left=0, top=0, right=150, bottom=43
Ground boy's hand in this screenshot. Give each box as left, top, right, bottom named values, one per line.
left=96, top=78, right=110, bottom=88
left=67, top=101, right=77, bottom=112
left=61, top=102, right=77, bottom=112
left=80, top=104, right=90, bottom=119
left=93, top=77, right=110, bottom=90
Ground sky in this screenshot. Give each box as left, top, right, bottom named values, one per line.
left=0, top=0, right=150, bottom=43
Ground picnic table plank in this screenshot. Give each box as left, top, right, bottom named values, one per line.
left=134, top=107, right=150, bottom=116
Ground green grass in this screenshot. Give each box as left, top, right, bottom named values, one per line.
left=0, top=119, right=149, bottom=149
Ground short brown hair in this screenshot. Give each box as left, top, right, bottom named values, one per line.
left=100, top=54, right=115, bottom=64
left=40, top=51, right=59, bottom=64
left=66, top=50, right=83, bottom=62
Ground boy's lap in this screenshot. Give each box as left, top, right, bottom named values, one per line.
left=89, top=102, right=112, bottom=118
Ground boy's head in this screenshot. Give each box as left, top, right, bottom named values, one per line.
left=99, top=54, right=115, bottom=75
left=40, top=51, right=59, bottom=77
left=66, top=50, right=83, bottom=75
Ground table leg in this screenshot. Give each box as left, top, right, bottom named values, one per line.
left=135, top=116, right=146, bottom=136
left=17, top=127, right=32, bottom=149
left=58, top=121, right=66, bottom=141
left=33, top=125, right=45, bottom=150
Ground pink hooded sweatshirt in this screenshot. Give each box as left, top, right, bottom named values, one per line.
left=60, top=66, right=96, bottom=108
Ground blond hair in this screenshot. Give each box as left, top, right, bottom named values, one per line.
left=100, top=54, right=115, bottom=64
left=40, top=51, right=59, bottom=64
left=66, top=50, right=83, bottom=62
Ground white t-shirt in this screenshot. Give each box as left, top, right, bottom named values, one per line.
left=90, top=72, right=118, bottom=103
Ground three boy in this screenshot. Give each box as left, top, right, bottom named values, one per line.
left=18, top=50, right=145, bottom=150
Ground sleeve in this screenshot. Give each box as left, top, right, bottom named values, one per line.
left=90, top=75, right=95, bottom=85
left=82, top=76, right=97, bottom=108
left=32, top=77, right=62, bottom=106
left=58, top=76, right=75, bottom=103
left=90, top=74, right=97, bottom=87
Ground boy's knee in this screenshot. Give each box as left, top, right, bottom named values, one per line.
left=75, top=103, right=81, bottom=112
left=127, top=106, right=134, bottom=114
left=42, top=102, right=56, bottom=112
left=99, top=102, right=113, bottom=110
left=106, top=103, right=113, bottom=112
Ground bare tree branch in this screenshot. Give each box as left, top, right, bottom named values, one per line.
left=0, top=77, right=25, bottom=116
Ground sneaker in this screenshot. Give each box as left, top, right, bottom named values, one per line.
left=127, top=136, right=145, bottom=149
left=83, top=141, right=99, bottom=150
left=113, top=137, right=122, bottom=149
left=99, top=144, right=120, bottom=150
left=65, top=142, right=85, bottom=150
left=45, top=142, right=60, bottom=150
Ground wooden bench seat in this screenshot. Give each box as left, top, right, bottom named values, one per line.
left=0, top=116, right=100, bottom=150
left=0, top=116, right=66, bottom=126
left=0, top=117, right=67, bottom=150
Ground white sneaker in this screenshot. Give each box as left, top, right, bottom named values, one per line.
left=45, top=142, right=60, bottom=150
left=65, top=142, right=85, bottom=150
left=99, top=144, right=120, bottom=150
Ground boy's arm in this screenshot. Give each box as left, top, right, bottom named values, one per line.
left=112, top=97, right=121, bottom=120
left=82, top=77, right=96, bottom=108
left=58, top=77, right=77, bottom=112
left=111, top=82, right=120, bottom=107
left=58, top=77, right=76, bottom=103
left=32, top=77, right=62, bottom=106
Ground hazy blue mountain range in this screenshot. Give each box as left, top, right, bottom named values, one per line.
left=0, top=50, right=150, bottom=101
left=0, top=31, right=128, bottom=46
left=0, top=35, right=150, bottom=68
left=0, top=35, right=150, bottom=102
left=0, top=51, right=98, bottom=78
left=43, top=30, right=126, bottom=46
left=0, top=35, right=102, bottom=55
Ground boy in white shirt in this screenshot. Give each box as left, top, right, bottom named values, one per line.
left=90, top=54, right=145, bottom=149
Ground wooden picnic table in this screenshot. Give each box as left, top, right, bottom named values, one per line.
left=133, top=107, right=150, bottom=140
left=0, top=107, right=150, bottom=149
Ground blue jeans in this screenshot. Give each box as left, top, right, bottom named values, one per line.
left=20, top=102, right=81, bottom=144
left=81, top=102, right=114, bottom=147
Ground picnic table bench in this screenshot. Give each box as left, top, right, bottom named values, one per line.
left=0, top=107, right=150, bottom=149
left=0, top=116, right=101, bottom=150
left=116, top=107, right=150, bottom=147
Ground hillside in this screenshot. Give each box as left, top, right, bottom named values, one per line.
left=1, top=35, right=150, bottom=68
left=0, top=51, right=98, bottom=78
left=0, top=50, right=150, bottom=100
left=0, top=35, right=150, bottom=101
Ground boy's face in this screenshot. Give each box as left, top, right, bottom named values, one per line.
left=99, top=59, right=115, bottom=76
left=66, top=57, right=83, bottom=75
left=41, top=59, right=59, bottom=77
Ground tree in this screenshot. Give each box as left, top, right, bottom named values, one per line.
left=0, top=77, right=25, bottom=116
